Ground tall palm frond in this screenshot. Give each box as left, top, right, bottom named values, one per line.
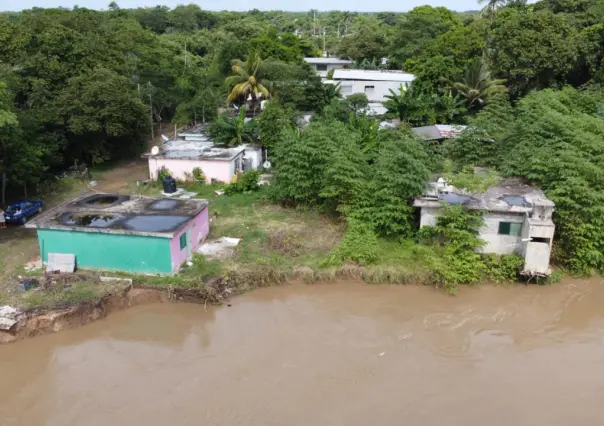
left=478, top=0, right=509, bottom=17
left=451, top=57, right=506, bottom=109
left=225, top=51, right=278, bottom=105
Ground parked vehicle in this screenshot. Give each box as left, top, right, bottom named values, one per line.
left=3, top=200, right=44, bottom=224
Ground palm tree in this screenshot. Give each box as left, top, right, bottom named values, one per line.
left=451, top=57, right=506, bottom=109
left=208, top=109, right=256, bottom=147
left=225, top=51, right=274, bottom=112
left=478, top=0, right=507, bottom=17
left=323, top=82, right=342, bottom=104
left=383, top=84, right=434, bottom=125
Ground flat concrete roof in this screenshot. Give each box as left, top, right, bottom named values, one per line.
left=304, top=57, right=352, bottom=65
left=25, top=192, right=209, bottom=238
left=177, top=124, right=209, bottom=136
left=143, top=140, right=245, bottom=161
left=414, top=177, right=555, bottom=214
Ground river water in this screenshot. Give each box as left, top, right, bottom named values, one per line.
left=2, top=280, right=604, bottom=426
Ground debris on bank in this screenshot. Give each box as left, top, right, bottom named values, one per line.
left=0, top=306, right=20, bottom=331
left=24, top=258, right=43, bottom=272
left=197, top=237, right=240, bottom=259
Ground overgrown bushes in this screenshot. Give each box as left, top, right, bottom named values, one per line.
left=224, top=170, right=261, bottom=195
left=419, top=204, right=523, bottom=293
left=322, top=219, right=378, bottom=267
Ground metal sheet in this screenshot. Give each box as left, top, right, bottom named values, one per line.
left=47, top=253, right=76, bottom=273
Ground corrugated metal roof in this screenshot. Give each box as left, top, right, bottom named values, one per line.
left=412, top=125, right=467, bottom=141
left=332, top=69, right=415, bottom=82
left=304, top=57, right=352, bottom=65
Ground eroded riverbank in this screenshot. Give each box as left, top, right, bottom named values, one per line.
left=1, top=279, right=604, bottom=426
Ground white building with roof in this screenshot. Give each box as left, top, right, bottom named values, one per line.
left=304, top=57, right=353, bottom=78
left=144, top=125, right=264, bottom=183
left=325, top=69, right=415, bottom=115
left=414, top=177, right=556, bottom=277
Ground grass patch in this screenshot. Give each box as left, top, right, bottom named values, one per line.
left=21, top=280, right=125, bottom=311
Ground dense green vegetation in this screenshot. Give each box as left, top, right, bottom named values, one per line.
left=2, top=1, right=604, bottom=286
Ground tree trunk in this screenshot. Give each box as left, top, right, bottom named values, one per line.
left=1, top=173, right=6, bottom=206
left=23, top=182, right=27, bottom=199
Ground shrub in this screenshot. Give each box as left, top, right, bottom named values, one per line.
left=322, top=219, right=378, bottom=266
left=192, top=167, right=206, bottom=183
left=157, top=166, right=171, bottom=181
left=432, top=248, right=485, bottom=294
left=483, top=253, right=524, bottom=283
left=420, top=204, right=487, bottom=294
left=224, top=170, right=261, bottom=195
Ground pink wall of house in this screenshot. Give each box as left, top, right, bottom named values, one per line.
left=169, top=207, right=210, bottom=273
left=148, top=157, right=238, bottom=183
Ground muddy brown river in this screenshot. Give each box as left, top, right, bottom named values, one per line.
left=2, top=280, right=604, bottom=426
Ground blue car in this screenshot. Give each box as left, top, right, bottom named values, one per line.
left=4, top=200, right=44, bottom=225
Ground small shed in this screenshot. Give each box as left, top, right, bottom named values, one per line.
left=25, top=193, right=210, bottom=274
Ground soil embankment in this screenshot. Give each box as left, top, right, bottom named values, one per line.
left=0, top=287, right=167, bottom=344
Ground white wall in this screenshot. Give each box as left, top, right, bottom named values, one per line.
left=338, top=80, right=409, bottom=103
left=148, top=157, right=235, bottom=183
left=478, top=212, right=525, bottom=255
left=419, top=208, right=525, bottom=255
left=420, top=207, right=440, bottom=227
left=524, top=242, right=552, bottom=275
left=243, top=146, right=263, bottom=170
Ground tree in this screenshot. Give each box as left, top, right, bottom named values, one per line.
left=450, top=57, right=506, bottom=110
left=319, top=133, right=368, bottom=215
left=478, top=0, right=511, bottom=17
left=408, top=20, right=486, bottom=81
left=337, top=16, right=390, bottom=62
left=498, top=87, right=604, bottom=274
left=0, top=81, right=45, bottom=204
left=382, top=84, right=459, bottom=125
left=272, top=121, right=340, bottom=206
left=355, top=132, right=431, bottom=237
left=323, top=82, right=342, bottom=103
left=488, top=8, right=579, bottom=96
left=208, top=109, right=257, bottom=147
left=391, top=6, right=461, bottom=65
left=225, top=51, right=289, bottom=111
left=256, top=101, right=296, bottom=156
left=56, top=67, right=149, bottom=165
left=345, top=93, right=369, bottom=112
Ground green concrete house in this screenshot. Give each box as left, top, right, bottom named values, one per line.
left=26, top=193, right=210, bottom=274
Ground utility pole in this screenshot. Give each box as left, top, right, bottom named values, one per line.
left=313, top=10, right=316, bottom=36
left=322, top=27, right=327, bottom=54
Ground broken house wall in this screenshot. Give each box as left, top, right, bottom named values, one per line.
left=148, top=157, right=240, bottom=183
left=169, top=207, right=210, bottom=272
left=419, top=208, right=526, bottom=255
left=478, top=212, right=526, bottom=255
left=36, top=229, right=172, bottom=274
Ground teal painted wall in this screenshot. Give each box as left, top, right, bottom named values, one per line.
left=37, top=229, right=172, bottom=274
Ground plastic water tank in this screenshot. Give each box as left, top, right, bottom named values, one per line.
left=162, top=176, right=177, bottom=194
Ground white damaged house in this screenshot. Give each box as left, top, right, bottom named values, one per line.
left=413, top=177, right=555, bottom=277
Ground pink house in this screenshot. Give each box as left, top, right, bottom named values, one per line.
left=145, top=141, right=246, bottom=183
